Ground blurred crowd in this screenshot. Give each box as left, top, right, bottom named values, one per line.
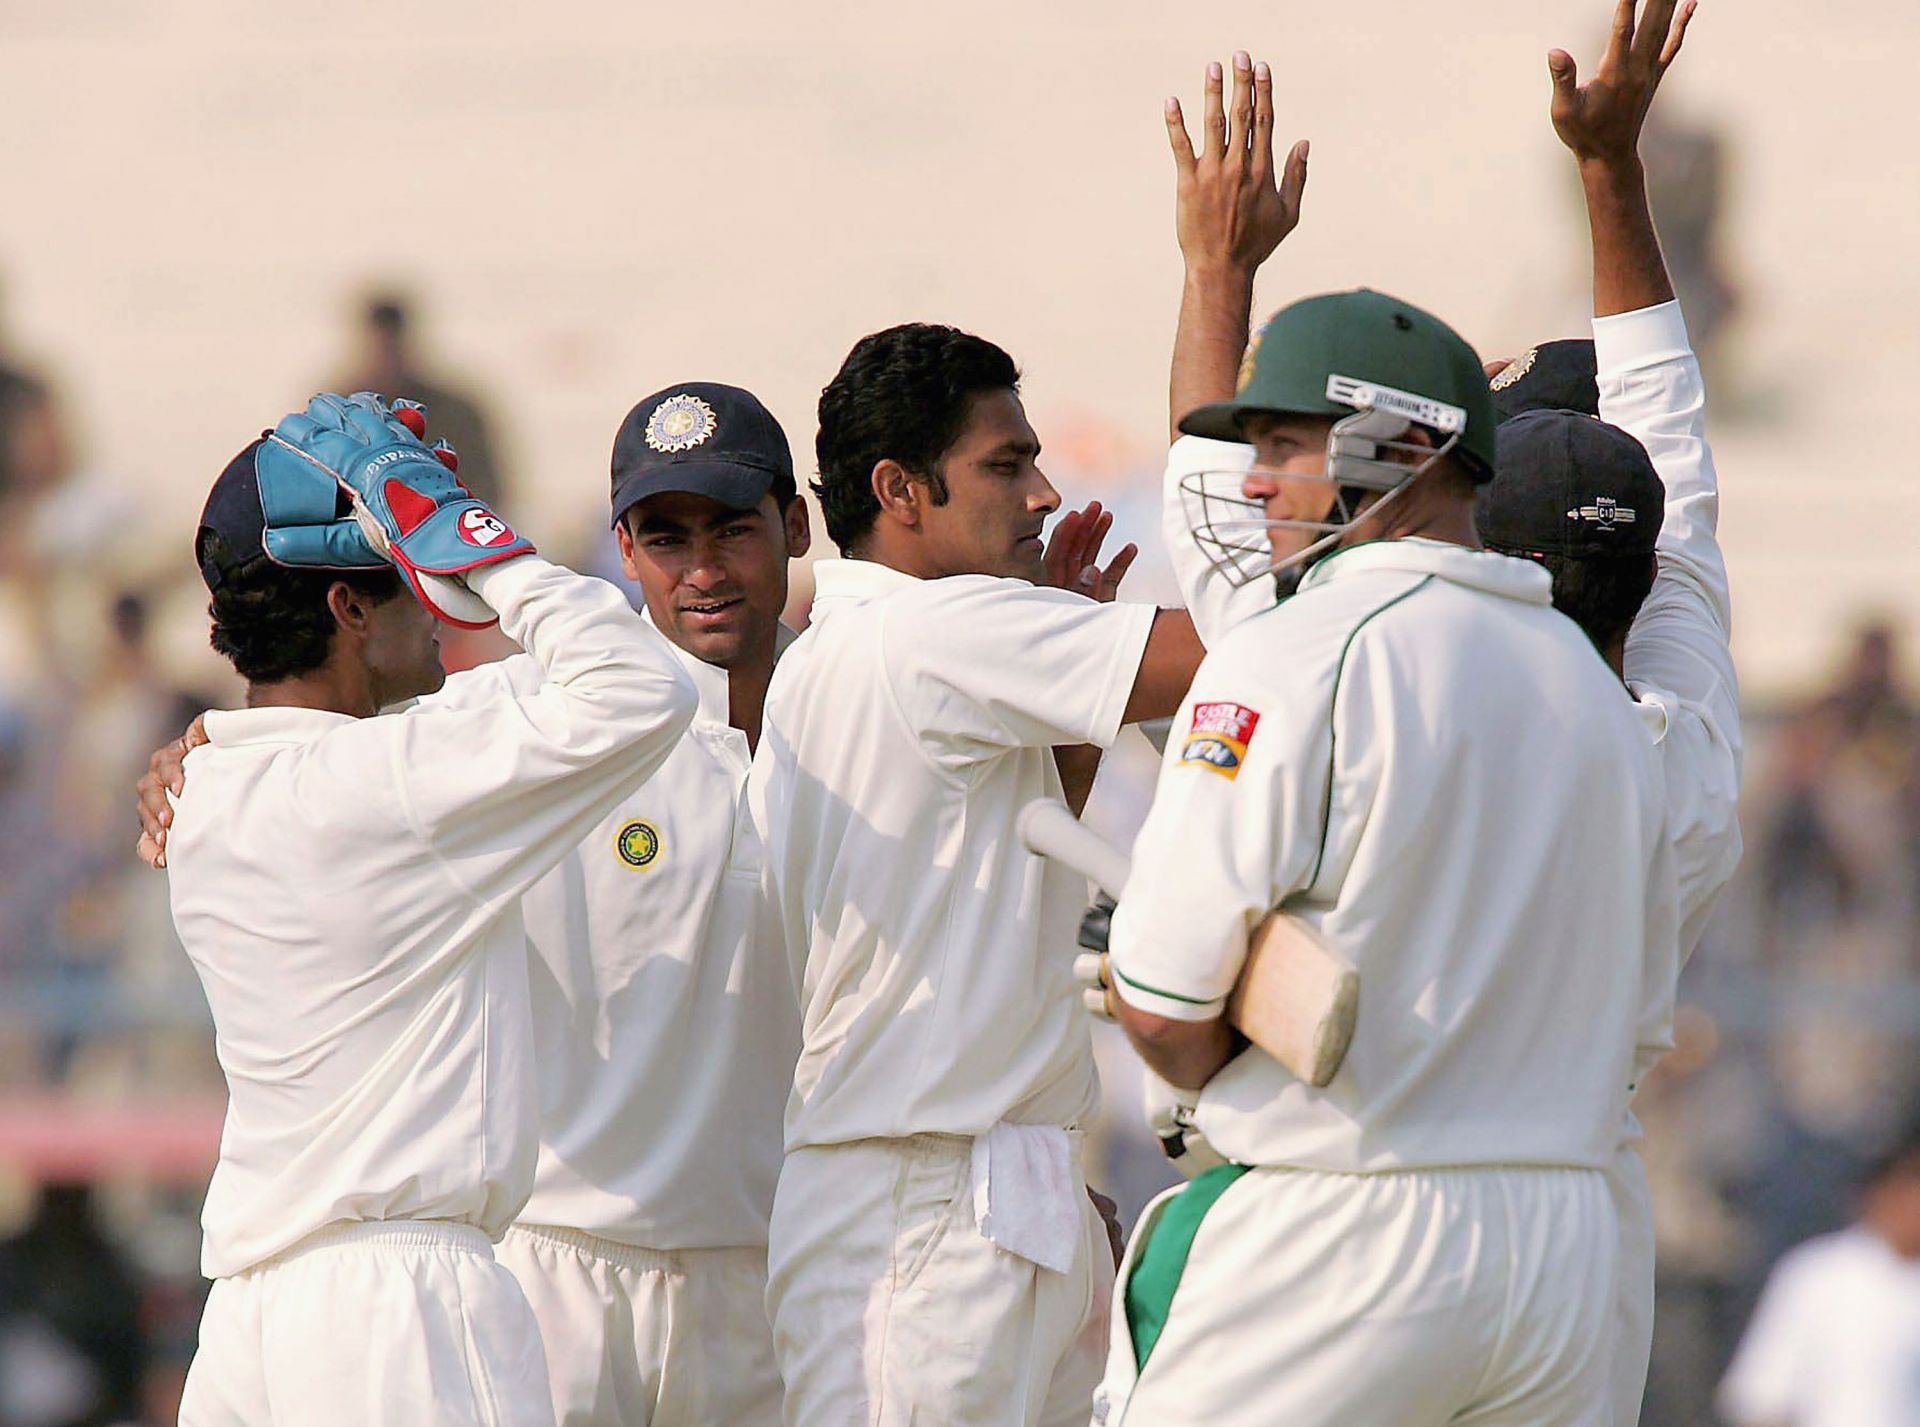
left=2, top=274, right=1918, bottom=1422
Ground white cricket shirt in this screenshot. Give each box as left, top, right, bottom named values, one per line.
left=1717, top=1227, right=1920, bottom=1427
left=749, top=558, right=1157, bottom=1150
left=420, top=628, right=799, bottom=1250
left=1160, top=298, right=1743, bottom=1091
left=1111, top=538, right=1678, bottom=1171
left=166, top=557, right=697, bottom=1277
left=1595, top=301, right=1743, bottom=1082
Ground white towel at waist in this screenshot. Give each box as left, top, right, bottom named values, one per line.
left=970, top=1122, right=1081, bottom=1275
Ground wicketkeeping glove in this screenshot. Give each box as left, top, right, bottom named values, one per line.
left=253, top=438, right=385, bottom=573
left=260, top=392, right=532, bottom=628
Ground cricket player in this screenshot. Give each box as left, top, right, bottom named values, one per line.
left=1479, top=6, right=1741, bottom=1419
left=747, top=321, right=1206, bottom=1425
left=1087, top=52, right=1678, bottom=1425
left=164, top=395, right=697, bottom=1424
left=141, top=383, right=810, bottom=1425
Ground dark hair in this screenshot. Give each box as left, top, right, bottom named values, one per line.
left=1490, top=545, right=1655, bottom=654
left=209, top=562, right=405, bottom=684
left=813, top=323, right=1021, bottom=554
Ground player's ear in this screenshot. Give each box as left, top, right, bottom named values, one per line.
left=614, top=515, right=643, bottom=582
left=783, top=497, right=813, bottom=560
left=326, top=580, right=377, bottom=643
left=869, top=458, right=923, bottom=531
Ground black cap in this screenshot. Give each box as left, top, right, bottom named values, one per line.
left=610, top=383, right=793, bottom=528
left=1489, top=339, right=1599, bottom=422
left=195, top=439, right=273, bottom=594
left=1478, top=410, right=1665, bottom=559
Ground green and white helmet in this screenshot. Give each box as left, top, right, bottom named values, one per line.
left=1179, top=288, right=1496, bottom=590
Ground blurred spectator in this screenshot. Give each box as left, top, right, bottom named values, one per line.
left=1716, top=1120, right=1920, bottom=1427
left=332, top=289, right=508, bottom=507
left=1753, top=620, right=1920, bottom=1146
left=1758, top=626, right=1912, bottom=948
left=1645, top=110, right=1740, bottom=381
left=0, top=1180, right=146, bottom=1427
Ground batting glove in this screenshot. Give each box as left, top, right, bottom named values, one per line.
left=260, top=393, right=532, bottom=628
left=1076, top=893, right=1118, bottom=1021
left=1143, top=1072, right=1227, bottom=1179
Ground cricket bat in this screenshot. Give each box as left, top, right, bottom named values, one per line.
left=1017, top=799, right=1359, bottom=1088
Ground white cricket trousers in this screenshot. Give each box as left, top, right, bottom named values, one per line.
left=497, top=1223, right=782, bottom=1427
left=767, top=1134, right=1115, bottom=1427
left=1096, top=1164, right=1618, bottom=1427
left=1607, top=1142, right=1655, bottom=1427
left=178, top=1220, right=554, bottom=1427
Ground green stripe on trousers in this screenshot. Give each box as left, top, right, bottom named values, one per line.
left=1124, top=1162, right=1251, bottom=1371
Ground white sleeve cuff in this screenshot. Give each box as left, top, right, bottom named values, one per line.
left=1087, top=601, right=1160, bottom=748
left=462, top=552, right=544, bottom=608
left=1168, top=434, right=1254, bottom=474
left=1591, top=300, right=1691, bottom=376
left=1111, top=961, right=1229, bottom=1023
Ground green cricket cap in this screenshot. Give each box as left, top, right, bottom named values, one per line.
left=1181, top=288, right=1497, bottom=479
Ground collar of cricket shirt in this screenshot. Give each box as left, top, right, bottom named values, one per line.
left=1297, top=537, right=1554, bottom=606
left=806, top=557, right=926, bottom=621
left=640, top=606, right=800, bottom=732
left=202, top=705, right=359, bottom=748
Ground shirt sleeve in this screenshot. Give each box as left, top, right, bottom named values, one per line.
left=352, top=556, right=697, bottom=916
left=1163, top=436, right=1276, bottom=647
left=399, top=653, right=543, bottom=712
left=889, top=576, right=1157, bottom=770
left=1599, top=301, right=1742, bottom=787
left=1106, top=635, right=1329, bottom=1021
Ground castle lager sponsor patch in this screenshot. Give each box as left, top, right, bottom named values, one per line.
left=1180, top=701, right=1261, bottom=779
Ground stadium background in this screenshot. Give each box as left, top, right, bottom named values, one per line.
left=1, top=0, right=1916, bottom=1421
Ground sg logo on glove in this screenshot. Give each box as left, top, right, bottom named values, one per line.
left=457, top=509, right=515, bottom=548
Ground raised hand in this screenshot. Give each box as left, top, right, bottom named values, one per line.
left=1042, top=501, right=1138, bottom=603
left=1549, top=0, right=1698, bottom=166
left=1167, top=52, right=1309, bottom=277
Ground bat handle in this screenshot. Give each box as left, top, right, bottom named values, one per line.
left=1017, top=799, right=1133, bottom=900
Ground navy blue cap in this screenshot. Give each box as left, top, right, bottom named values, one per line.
left=1479, top=409, right=1664, bottom=559
left=610, top=383, right=794, bottom=528
left=195, top=439, right=274, bottom=594
left=1489, top=339, right=1599, bottom=422
left=197, top=436, right=374, bottom=594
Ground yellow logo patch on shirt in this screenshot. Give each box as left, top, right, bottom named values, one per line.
left=1179, top=701, right=1261, bottom=780
left=615, top=819, right=662, bottom=869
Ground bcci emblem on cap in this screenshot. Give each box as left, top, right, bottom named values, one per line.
left=644, top=393, right=718, bottom=454
left=1179, top=701, right=1262, bottom=780
left=615, top=819, right=662, bottom=869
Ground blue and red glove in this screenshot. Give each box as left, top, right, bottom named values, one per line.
left=259, top=393, right=532, bottom=628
